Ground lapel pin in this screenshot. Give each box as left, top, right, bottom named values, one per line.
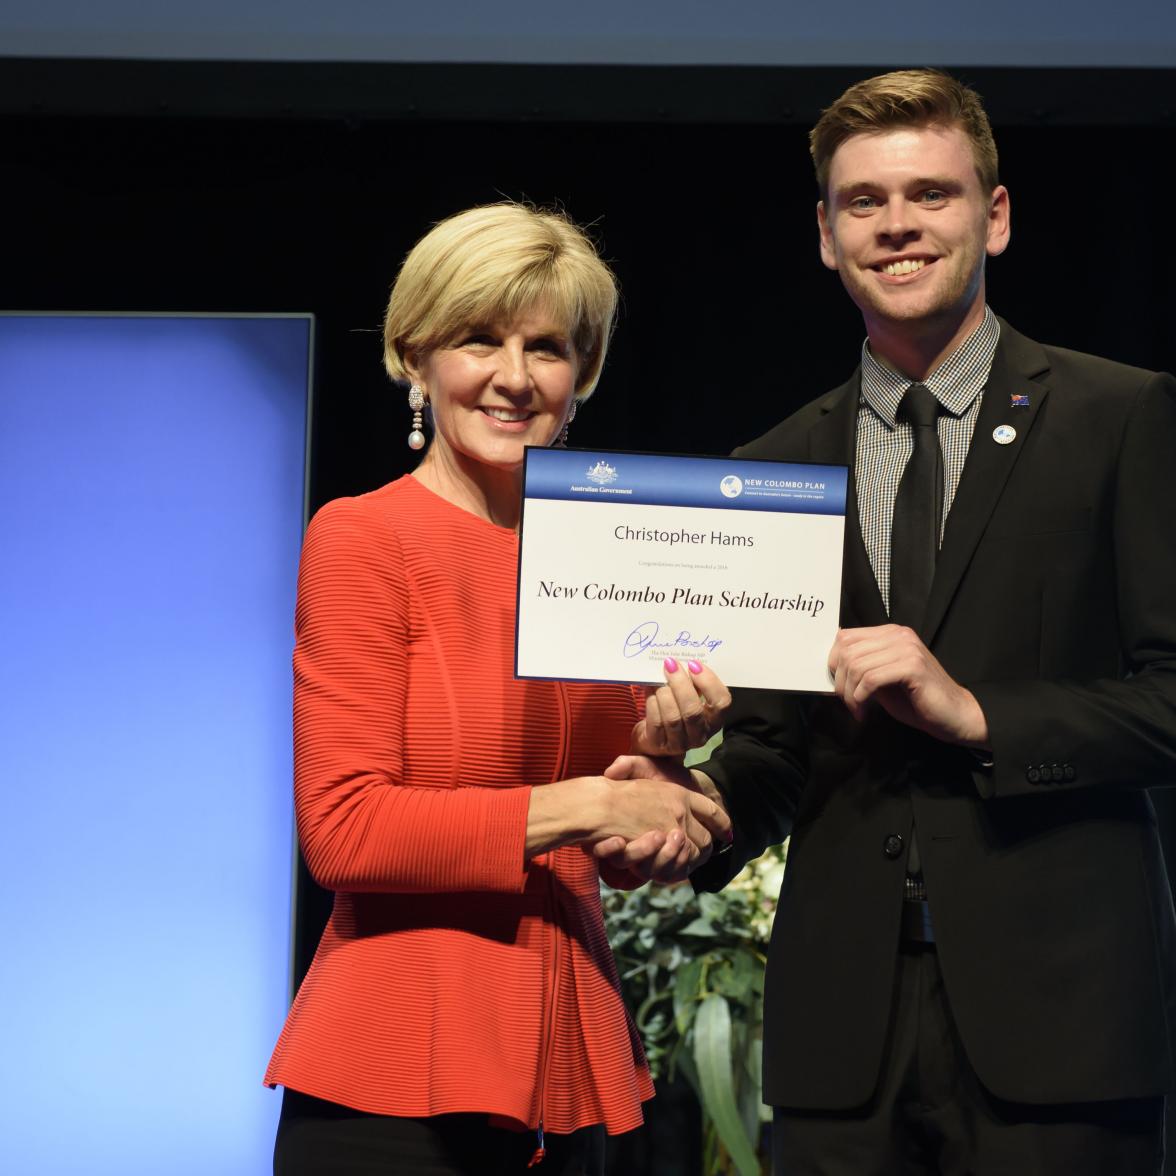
left=1010, top=393, right=1030, bottom=407
left=993, top=424, right=1017, bottom=445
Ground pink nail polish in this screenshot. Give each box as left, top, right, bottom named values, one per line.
left=687, top=659, right=703, bottom=674
left=663, top=657, right=678, bottom=673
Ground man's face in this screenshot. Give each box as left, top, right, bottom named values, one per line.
left=817, top=123, right=1009, bottom=341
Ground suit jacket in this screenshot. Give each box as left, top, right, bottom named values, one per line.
left=695, top=320, right=1176, bottom=1110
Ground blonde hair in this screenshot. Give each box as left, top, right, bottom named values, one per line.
left=383, top=203, right=618, bottom=400
left=810, top=69, right=999, bottom=200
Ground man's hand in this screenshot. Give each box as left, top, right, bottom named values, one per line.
left=593, top=754, right=731, bottom=885
left=828, top=624, right=990, bottom=748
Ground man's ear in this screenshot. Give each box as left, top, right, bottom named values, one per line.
left=986, top=185, right=1011, bottom=258
left=817, top=201, right=838, bottom=272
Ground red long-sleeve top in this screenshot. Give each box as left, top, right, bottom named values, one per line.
left=264, top=475, right=653, bottom=1134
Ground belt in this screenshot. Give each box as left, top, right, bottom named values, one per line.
left=900, top=898, right=935, bottom=944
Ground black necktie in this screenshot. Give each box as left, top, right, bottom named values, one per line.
left=889, top=383, right=943, bottom=630
left=889, top=382, right=942, bottom=881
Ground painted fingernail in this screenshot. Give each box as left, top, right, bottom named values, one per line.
left=663, top=657, right=678, bottom=673
left=687, top=659, right=703, bottom=674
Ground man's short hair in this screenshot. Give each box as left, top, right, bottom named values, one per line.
left=810, top=69, right=999, bottom=201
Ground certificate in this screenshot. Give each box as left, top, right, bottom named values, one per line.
left=515, top=448, right=847, bottom=692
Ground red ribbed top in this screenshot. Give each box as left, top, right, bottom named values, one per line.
left=264, top=475, right=653, bottom=1134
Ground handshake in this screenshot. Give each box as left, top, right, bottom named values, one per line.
left=589, top=752, right=732, bottom=887
left=599, top=655, right=732, bottom=883
left=526, top=656, right=733, bottom=885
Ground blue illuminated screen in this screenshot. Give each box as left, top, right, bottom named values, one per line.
left=0, top=314, right=311, bottom=1175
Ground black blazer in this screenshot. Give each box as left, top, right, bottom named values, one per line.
left=695, top=320, right=1176, bottom=1110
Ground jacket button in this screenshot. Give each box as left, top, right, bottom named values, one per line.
left=1050, top=763, right=1065, bottom=782
left=883, top=834, right=904, bottom=859
left=1064, top=763, right=1077, bottom=781
left=1026, top=766, right=1041, bottom=783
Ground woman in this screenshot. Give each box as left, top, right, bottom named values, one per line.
left=266, top=203, right=731, bottom=1175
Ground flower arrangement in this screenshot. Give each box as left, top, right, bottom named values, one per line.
left=602, top=835, right=788, bottom=1176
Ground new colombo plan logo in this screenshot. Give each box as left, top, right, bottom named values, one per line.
left=585, top=460, right=618, bottom=485
left=720, top=474, right=743, bottom=498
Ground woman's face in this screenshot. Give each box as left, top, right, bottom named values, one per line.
left=409, top=307, right=579, bottom=474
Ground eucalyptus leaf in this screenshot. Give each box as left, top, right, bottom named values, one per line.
left=697, top=892, right=728, bottom=922
left=673, top=958, right=705, bottom=1032
left=742, top=1030, right=762, bottom=1086
left=739, top=1035, right=765, bottom=1141
left=711, top=949, right=760, bottom=1001
left=710, top=966, right=747, bottom=1003
left=693, top=994, right=762, bottom=1176
left=750, top=1039, right=772, bottom=1124
left=680, top=917, right=719, bottom=937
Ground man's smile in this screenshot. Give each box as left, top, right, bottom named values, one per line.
left=872, top=256, right=936, bottom=279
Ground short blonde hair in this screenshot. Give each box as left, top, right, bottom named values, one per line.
left=810, top=69, right=999, bottom=201
left=383, top=203, right=618, bottom=400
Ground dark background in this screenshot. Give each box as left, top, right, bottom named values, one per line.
left=4, top=59, right=1174, bottom=1172
left=5, top=62, right=1173, bottom=522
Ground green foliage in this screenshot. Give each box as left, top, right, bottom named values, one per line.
left=601, top=825, right=787, bottom=1176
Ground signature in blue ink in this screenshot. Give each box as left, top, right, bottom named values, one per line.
left=623, top=620, right=724, bottom=659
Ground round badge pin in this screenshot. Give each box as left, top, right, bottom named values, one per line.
left=993, top=424, right=1016, bottom=445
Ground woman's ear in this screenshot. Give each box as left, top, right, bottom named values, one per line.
left=402, top=349, right=423, bottom=387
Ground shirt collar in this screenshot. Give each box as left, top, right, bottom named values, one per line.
left=859, top=306, right=1000, bottom=428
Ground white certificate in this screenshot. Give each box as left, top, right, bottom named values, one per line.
left=515, top=448, right=847, bottom=692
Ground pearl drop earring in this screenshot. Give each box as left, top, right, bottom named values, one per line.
left=407, top=384, right=426, bottom=451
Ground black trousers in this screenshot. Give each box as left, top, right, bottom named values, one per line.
left=771, top=944, right=1165, bottom=1176
left=274, top=1088, right=606, bottom=1176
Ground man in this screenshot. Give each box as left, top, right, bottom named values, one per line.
left=684, top=69, right=1176, bottom=1173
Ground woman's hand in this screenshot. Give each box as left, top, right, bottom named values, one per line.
left=525, top=758, right=730, bottom=863
left=630, top=658, right=732, bottom=757
left=592, top=754, right=732, bottom=884
left=594, top=760, right=729, bottom=852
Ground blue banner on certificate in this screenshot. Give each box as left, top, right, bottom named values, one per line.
left=516, top=448, right=847, bottom=692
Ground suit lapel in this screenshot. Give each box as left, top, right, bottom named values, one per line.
left=806, top=372, right=889, bottom=629
left=923, top=321, right=1052, bottom=644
